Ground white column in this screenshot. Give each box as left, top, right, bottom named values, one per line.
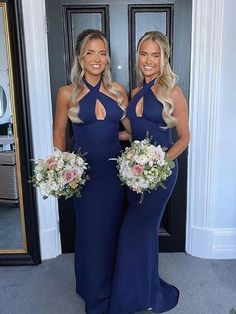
left=186, top=0, right=227, bottom=258
left=21, top=0, right=61, bottom=259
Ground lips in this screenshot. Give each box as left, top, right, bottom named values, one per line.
left=91, top=64, right=102, bottom=68
left=143, top=66, right=155, bottom=70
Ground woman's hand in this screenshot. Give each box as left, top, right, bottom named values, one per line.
left=119, top=129, right=132, bottom=141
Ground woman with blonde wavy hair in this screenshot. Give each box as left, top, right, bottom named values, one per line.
left=109, top=31, right=190, bottom=314
left=53, top=29, right=131, bottom=314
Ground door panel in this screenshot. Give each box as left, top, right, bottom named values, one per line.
left=63, top=5, right=109, bottom=81
left=128, top=4, right=173, bottom=88
left=46, top=0, right=192, bottom=253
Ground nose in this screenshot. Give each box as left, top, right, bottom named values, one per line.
left=94, top=53, right=101, bottom=63
left=146, top=54, right=152, bottom=64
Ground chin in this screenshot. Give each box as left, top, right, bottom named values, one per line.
left=88, top=70, right=103, bottom=76
left=143, top=73, right=156, bottom=79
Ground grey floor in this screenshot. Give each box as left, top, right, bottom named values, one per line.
left=0, top=253, right=236, bottom=314
left=0, top=205, right=23, bottom=249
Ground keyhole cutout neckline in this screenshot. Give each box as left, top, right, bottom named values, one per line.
left=76, top=78, right=125, bottom=124
left=83, top=78, right=107, bottom=121
left=134, top=78, right=156, bottom=118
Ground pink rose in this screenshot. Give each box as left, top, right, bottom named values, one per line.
left=132, top=165, right=144, bottom=176
left=48, top=161, right=57, bottom=170
left=63, top=170, right=75, bottom=183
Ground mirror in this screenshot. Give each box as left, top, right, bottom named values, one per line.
left=0, top=3, right=26, bottom=253
left=0, top=86, right=7, bottom=118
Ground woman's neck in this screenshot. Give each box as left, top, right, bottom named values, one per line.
left=84, top=73, right=101, bottom=87
left=144, top=75, right=158, bottom=83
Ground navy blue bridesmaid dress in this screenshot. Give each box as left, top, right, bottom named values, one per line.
left=72, top=79, right=125, bottom=314
left=109, top=79, right=179, bottom=314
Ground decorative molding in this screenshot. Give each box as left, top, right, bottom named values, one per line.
left=186, top=0, right=225, bottom=257
left=212, top=228, right=236, bottom=259
left=190, top=226, right=214, bottom=258
left=21, top=0, right=61, bottom=259
left=189, top=227, right=236, bottom=259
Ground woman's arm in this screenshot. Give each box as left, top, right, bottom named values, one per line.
left=119, top=87, right=142, bottom=141
left=53, top=86, right=71, bottom=151
left=114, top=82, right=132, bottom=141
left=166, top=86, right=190, bottom=160
left=119, top=118, right=132, bottom=141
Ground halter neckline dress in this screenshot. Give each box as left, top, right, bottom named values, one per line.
left=72, top=78, right=125, bottom=314
left=109, top=79, right=179, bottom=314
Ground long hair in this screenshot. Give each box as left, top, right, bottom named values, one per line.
left=68, top=29, right=124, bottom=123
left=137, top=31, right=177, bottom=128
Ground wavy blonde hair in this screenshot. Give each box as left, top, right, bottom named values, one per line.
left=68, top=29, right=125, bottom=123
left=137, top=31, right=177, bottom=128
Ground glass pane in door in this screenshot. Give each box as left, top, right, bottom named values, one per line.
left=71, top=13, right=102, bottom=50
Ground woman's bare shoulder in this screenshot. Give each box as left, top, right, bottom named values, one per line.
left=112, top=81, right=129, bottom=107
left=56, top=84, right=74, bottom=108
left=171, top=85, right=188, bottom=112
left=131, top=87, right=140, bottom=98
left=57, top=84, right=74, bottom=97
left=170, top=85, right=185, bottom=98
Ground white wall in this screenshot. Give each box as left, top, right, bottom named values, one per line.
left=214, top=0, right=236, bottom=227
left=186, top=0, right=236, bottom=259
left=209, top=0, right=236, bottom=257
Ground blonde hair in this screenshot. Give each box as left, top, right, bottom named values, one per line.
left=137, top=31, right=177, bottom=128
left=68, top=29, right=124, bottom=123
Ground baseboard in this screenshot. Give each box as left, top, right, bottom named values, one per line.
left=39, top=227, right=61, bottom=260
left=212, top=228, right=236, bottom=259
left=187, top=226, right=214, bottom=258
left=187, top=226, right=236, bottom=259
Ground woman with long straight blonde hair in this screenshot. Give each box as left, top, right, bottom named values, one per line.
left=109, top=31, right=190, bottom=313
left=53, top=29, right=131, bottom=314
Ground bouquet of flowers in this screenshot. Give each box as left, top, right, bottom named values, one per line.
left=115, top=138, right=175, bottom=203
left=30, top=149, right=89, bottom=199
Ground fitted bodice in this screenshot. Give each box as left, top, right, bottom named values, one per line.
left=127, top=79, right=173, bottom=148
left=76, top=79, right=125, bottom=124
left=72, top=79, right=124, bottom=171
left=72, top=79, right=125, bottom=143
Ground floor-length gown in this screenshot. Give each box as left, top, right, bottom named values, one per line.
left=109, top=79, right=179, bottom=314
left=72, top=79, right=125, bottom=314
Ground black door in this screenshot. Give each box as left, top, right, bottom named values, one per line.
left=46, top=0, right=192, bottom=253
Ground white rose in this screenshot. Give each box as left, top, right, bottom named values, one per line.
left=136, top=156, right=148, bottom=165
left=75, top=167, right=83, bottom=177
left=57, top=160, right=64, bottom=169
left=157, top=159, right=166, bottom=166
left=51, top=184, right=59, bottom=191
left=76, top=157, right=84, bottom=166
left=36, top=173, right=43, bottom=181
left=154, top=146, right=165, bottom=160
left=149, top=160, right=153, bottom=167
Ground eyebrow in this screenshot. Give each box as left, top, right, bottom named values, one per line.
left=86, top=49, right=107, bottom=53
left=139, top=50, right=160, bottom=55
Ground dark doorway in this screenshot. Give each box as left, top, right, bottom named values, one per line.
left=46, top=0, right=192, bottom=253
